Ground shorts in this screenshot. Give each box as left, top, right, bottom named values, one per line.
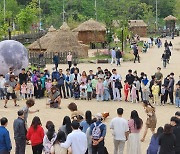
left=6, top=93, right=17, bottom=100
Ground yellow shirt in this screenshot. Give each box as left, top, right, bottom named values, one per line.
left=151, top=85, right=159, bottom=95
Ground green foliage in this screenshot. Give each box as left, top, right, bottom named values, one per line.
left=16, top=0, right=39, bottom=33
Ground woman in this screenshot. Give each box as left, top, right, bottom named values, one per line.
left=80, top=110, right=92, bottom=133
left=147, top=127, right=163, bottom=154
left=159, top=124, right=176, bottom=154
left=49, top=86, right=61, bottom=109
left=43, top=123, right=57, bottom=154
left=81, top=71, right=87, bottom=84
left=59, top=116, right=72, bottom=137
left=50, top=131, right=67, bottom=154
left=27, top=116, right=44, bottom=154
left=67, top=51, right=72, bottom=70
left=68, top=102, right=84, bottom=122
left=141, top=74, right=150, bottom=101
left=127, top=110, right=143, bottom=154
left=141, top=100, right=157, bottom=142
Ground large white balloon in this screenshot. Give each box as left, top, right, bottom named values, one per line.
left=0, top=40, right=29, bottom=75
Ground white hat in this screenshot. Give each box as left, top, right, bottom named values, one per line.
left=95, top=113, right=102, bottom=120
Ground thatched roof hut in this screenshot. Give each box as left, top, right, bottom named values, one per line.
left=129, top=20, right=148, bottom=37
left=28, top=25, right=57, bottom=51
left=46, top=22, right=88, bottom=57
left=164, top=15, right=177, bottom=21
left=73, top=19, right=106, bottom=45
left=164, top=15, right=177, bottom=33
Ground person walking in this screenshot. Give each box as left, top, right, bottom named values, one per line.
left=61, top=121, right=87, bottom=154
left=132, top=44, right=140, bottom=63
left=116, top=48, right=122, bottom=66
left=168, top=73, right=175, bottom=104
left=141, top=101, right=157, bottom=142
left=0, top=117, right=12, bottom=154
left=110, top=108, right=129, bottom=154
left=13, top=110, right=27, bottom=154
left=111, top=48, right=116, bottom=65
left=26, top=116, right=44, bottom=154
left=53, top=52, right=59, bottom=71
left=127, top=110, right=143, bottom=154
left=162, top=50, right=168, bottom=68
left=67, top=51, right=72, bottom=70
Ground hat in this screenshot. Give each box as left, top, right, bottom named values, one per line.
left=95, top=113, right=102, bottom=120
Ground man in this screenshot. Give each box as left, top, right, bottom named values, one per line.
left=164, top=40, right=169, bottom=48
left=61, top=121, right=87, bottom=154
left=4, top=75, right=19, bottom=108
left=5, top=68, right=14, bottom=81
left=0, top=117, right=12, bottom=154
left=132, top=44, right=140, bottom=63
left=111, top=69, right=122, bottom=101
left=116, top=47, right=122, bottom=66
left=170, top=116, right=180, bottom=154
left=53, top=52, right=59, bottom=71
left=125, top=69, right=135, bottom=87
left=65, top=69, right=73, bottom=97
left=168, top=73, right=175, bottom=104
left=87, top=70, right=95, bottom=81
left=57, top=69, right=67, bottom=98
left=110, top=108, right=129, bottom=154
left=111, top=47, right=116, bottom=65
left=90, top=113, right=106, bottom=154
left=19, top=68, right=27, bottom=85
left=13, top=110, right=27, bottom=154
left=154, top=67, right=163, bottom=95
left=70, top=63, right=79, bottom=74
left=175, top=111, right=180, bottom=119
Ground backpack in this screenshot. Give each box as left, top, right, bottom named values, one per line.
left=92, top=122, right=103, bottom=140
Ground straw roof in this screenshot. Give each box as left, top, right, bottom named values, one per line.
left=129, top=20, right=148, bottom=27
left=46, top=22, right=88, bottom=57
left=73, top=18, right=106, bottom=32
left=164, top=15, right=177, bottom=21
left=28, top=25, right=57, bottom=50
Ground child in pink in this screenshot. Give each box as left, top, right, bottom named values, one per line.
left=131, top=83, right=137, bottom=103
left=45, top=79, right=52, bottom=96
left=124, top=80, right=130, bottom=102
left=26, top=80, right=34, bottom=98
left=96, top=78, right=104, bottom=101
left=21, top=82, right=27, bottom=100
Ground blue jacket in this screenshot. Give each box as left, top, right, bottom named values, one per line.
left=53, top=55, right=59, bottom=64
left=90, top=121, right=106, bottom=139
left=147, top=135, right=160, bottom=154
left=0, top=126, right=12, bottom=152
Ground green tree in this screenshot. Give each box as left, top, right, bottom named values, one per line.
left=16, top=0, right=39, bottom=33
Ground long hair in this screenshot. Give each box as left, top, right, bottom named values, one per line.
left=47, top=124, right=55, bottom=141
left=143, top=100, right=155, bottom=111
left=85, top=110, right=92, bottom=125
left=62, top=116, right=72, bottom=135
left=53, top=131, right=66, bottom=145
left=154, top=127, right=163, bottom=139
left=31, top=116, right=41, bottom=130
left=130, top=110, right=143, bottom=130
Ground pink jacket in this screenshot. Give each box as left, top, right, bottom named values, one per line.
left=96, top=82, right=104, bottom=95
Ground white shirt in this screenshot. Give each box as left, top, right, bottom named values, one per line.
left=61, top=129, right=87, bottom=154
left=110, top=117, right=129, bottom=141
left=0, top=78, right=6, bottom=88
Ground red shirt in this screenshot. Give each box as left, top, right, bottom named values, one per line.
left=26, top=125, right=44, bottom=146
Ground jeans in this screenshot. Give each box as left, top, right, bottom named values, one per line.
left=68, top=61, right=72, bottom=69
left=15, top=139, right=26, bottom=154
left=116, top=58, right=120, bottom=66
left=87, top=92, right=92, bottom=100
left=113, top=140, right=125, bottom=154
left=58, top=84, right=66, bottom=98
left=32, top=143, right=43, bottom=154
left=163, top=60, right=166, bottom=68
left=104, top=89, right=110, bottom=101
left=74, top=92, right=80, bottom=98
left=175, top=97, right=180, bottom=107
left=113, top=88, right=120, bottom=101
left=55, top=63, right=58, bottom=71
left=92, top=140, right=105, bottom=154
left=169, top=90, right=174, bottom=104
left=65, top=82, right=73, bottom=97
left=134, top=54, right=140, bottom=63
left=0, top=88, right=6, bottom=98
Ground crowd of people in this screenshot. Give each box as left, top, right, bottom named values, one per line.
left=0, top=99, right=180, bottom=154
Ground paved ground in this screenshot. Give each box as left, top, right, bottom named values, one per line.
left=0, top=37, right=180, bottom=154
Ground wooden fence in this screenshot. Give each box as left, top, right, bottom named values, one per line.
left=28, top=52, right=79, bottom=67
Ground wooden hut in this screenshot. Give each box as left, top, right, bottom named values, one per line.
left=164, top=15, right=177, bottom=32
left=129, top=20, right=148, bottom=37
left=46, top=22, right=88, bottom=57
left=28, top=25, right=57, bottom=52
left=73, top=19, right=106, bottom=46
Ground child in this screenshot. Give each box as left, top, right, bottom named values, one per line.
left=91, top=75, right=98, bottom=98
left=27, top=79, right=34, bottom=98
left=86, top=79, right=93, bottom=100
left=80, top=82, right=87, bottom=100
left=131, top=83, right=137, bottom=103
left=175, top=83, right=180, bottom=108
left=40, top=72, right=46, bottom=97
left=124, top=80, right=130, bottom=102
left=21, top=82, right=27, bottom=100
left=14, top=82, right=21, bottom=101
left=0, top=74, right=6, bottom=99
left=160, top=84, right=166, bottom=106
left=103, top=77, right=110, bottom=101
left=72, top=79, right=80, bottom=100
left=45, top=79, right=52, bottom=97
left=35, top=76, right=42, bottom=99
left=151, top=81, right=159, bottom=105
left=96, top=78, right=104, bottom=101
